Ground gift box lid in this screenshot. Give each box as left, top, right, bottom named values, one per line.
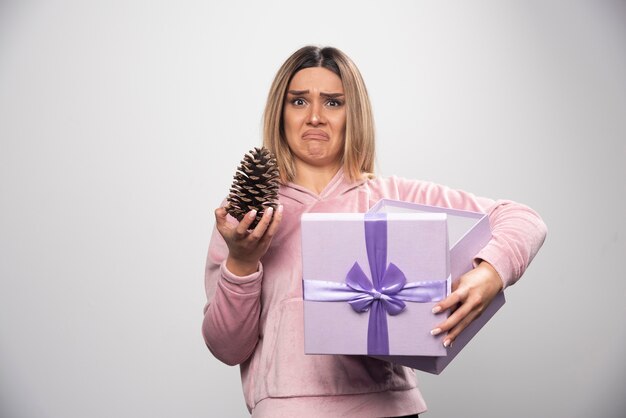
left=368, top=199, right=491, bottom=284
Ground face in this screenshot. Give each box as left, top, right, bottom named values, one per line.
left=282, top=67, right=347, bottom=172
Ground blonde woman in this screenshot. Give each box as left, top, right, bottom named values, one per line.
left=203, top=46, right=547, bottom=417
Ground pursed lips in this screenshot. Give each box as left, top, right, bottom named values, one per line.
left=302, top=129, right=330, bottom=140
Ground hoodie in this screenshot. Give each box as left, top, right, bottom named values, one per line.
left=202, top=169, right=547, bottom=417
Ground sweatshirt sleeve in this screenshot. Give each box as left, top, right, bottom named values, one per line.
left=390, top=176, right=548, bottom=289
left=202, top=224, right=263, bottom=366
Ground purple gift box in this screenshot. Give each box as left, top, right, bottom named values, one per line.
left=368, top=199, right=506, bottom=374
left=301, top=212, right=451, bottom=357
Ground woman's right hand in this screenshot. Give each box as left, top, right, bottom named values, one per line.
left=214, top=205, right=283, bottom=276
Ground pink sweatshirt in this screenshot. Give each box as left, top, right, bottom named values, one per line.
left=202, top=169, right=547, bottom=417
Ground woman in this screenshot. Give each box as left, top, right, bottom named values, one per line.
left=203, top=46, right=547, bottom=417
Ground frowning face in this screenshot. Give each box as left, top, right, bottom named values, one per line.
left=282, top=67, right=347, bottom=173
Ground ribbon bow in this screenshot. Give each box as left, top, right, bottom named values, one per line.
left=345, top=261, right=408, bottom=316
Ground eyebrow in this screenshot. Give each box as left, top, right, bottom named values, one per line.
left=287, top=90, right=345, bottom=98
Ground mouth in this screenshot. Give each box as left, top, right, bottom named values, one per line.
left=302, top=129, right=330, bottom=140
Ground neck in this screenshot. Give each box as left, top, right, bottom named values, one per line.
left=292, top=162, right=342, bottom=195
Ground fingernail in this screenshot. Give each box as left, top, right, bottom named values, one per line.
left=432, top=306, right=442, bottom=314
left=266, top=207, right=274, bottom=215
left=430, top=328, right=441, bottom=336
left=443, top=339, right=452, bottom=348
left=248, top=210, right=257, bottom=218
left=277, top=204, right=284, bottom=213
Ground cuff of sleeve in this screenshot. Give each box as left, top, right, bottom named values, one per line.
left=219, top=261, right=263, bottom=292
left=473, top=247, right=514, bottom=289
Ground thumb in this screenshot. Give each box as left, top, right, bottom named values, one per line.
left=214, top=206, right=229, bottom=226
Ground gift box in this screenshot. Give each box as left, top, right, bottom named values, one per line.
left=368, top=199, right=506, bottom=374
left=301, top=212, right=451, bottom=357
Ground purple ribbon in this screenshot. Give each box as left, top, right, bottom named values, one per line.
left=303, top=213, right=447, bottom=355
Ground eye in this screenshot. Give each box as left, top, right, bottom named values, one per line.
left=326, top=98, right=344, bottom=107
left=291, top=98, right=307, bottom=106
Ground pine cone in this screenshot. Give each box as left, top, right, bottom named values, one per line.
left=226, top=147, right=280, bottom=229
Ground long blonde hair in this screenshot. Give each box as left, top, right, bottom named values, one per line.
left=263, top=46, right=375, bottom=183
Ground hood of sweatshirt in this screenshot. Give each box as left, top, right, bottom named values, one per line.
left=277, top=168, right=367, bottom=206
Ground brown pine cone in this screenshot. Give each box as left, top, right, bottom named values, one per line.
left=226, top=147, right=280, bottom=229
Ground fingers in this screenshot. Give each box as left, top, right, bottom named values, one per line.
left=262, top=204, right=283, bottom=241
left=235, top=209, right=258, bottom=236
left=248, top=207, right=275, bottom=240
left=431, top=263, right=502, bottom=346
left=214, top=204, right=283, bottom=272
left=214, top=206, right=232, bottom=235
left=432, top=287, right=466, bottom=314
left=431, top=285, right=484, bottom=347
left=223, top=205, right=283, bottom=242
left=214, top=206, right=228, bottom=223
left=443, top=307, right=482, bottom=346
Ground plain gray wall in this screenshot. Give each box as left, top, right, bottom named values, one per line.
left=1, top=1, right=624, bottom=417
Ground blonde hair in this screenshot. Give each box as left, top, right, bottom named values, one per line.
left=263, top=46, right=375, bottom=183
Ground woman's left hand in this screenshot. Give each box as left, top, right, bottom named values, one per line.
left=430, top=261, right=503, bottom=347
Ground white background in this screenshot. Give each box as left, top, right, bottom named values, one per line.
left=1, top=1, right=624, bottom=417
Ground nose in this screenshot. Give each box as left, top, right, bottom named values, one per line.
left=307, top=102, right=324, bottom=126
